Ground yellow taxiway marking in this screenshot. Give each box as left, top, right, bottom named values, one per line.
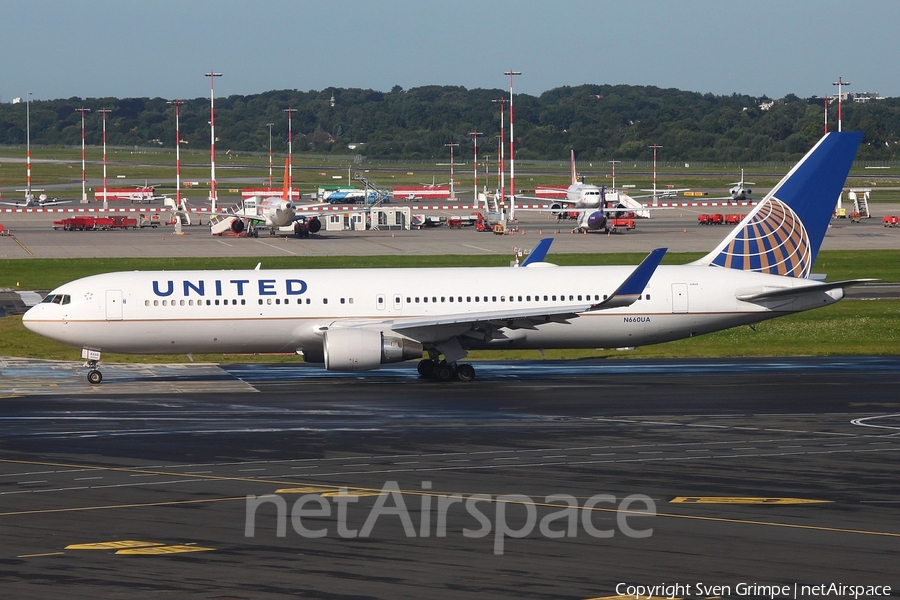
left=320, top=490, right=382, bottom=498
left=273, top=486, right=335, bottom=494
left=116, top=544, right=215, bottom=555
left=671, top=497, right=832, bottom=505
left=1, top=458, right=896, bottom=540
left=65, top=540, right=164, bottom=551
left=17, top=552, right=66, bottom=558
left=11, top=234, right=33, bottom=256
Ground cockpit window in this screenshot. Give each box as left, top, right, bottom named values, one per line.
left=41, top=294, right=71, bottom=305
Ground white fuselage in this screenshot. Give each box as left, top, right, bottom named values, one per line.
left=240, top=196, right=296, bottom=228
left=22, top=265, right=842, bottom=364
left=566, top=183, right=604, bottom=208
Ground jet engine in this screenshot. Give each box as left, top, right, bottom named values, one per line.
left=230, top=218, right=245, bottom=233
left=307, top=216, right=322, bottom=233
left=323, top=329, right=423, bottom=372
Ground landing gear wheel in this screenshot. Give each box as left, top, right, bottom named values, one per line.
left=434, top=362, right=454, bottom=382
left=87, top=370, right=102, bottom=385
left=417, top=359, right=436, bottom=378
left=456, top=363, right=475, bottom=382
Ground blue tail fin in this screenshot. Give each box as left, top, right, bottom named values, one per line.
left=521, top=238, right=553, bottom=266
left=694, top=132, right=862, bottom=278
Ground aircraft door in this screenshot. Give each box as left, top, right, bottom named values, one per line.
left=106, top=289, right=124, bottom=320
left=671, top=283, right=689, bottom=313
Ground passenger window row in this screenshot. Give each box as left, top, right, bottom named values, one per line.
left=404, top=294, right=609, bottom=304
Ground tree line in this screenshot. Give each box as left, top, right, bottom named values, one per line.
left=1, top=84, right=898, bottom=162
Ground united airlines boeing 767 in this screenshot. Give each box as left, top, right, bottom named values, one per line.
left=23, top=132, right=867, bottom=384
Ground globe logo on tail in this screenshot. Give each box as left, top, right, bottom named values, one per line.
left=710, top=197, right=811, bottom=278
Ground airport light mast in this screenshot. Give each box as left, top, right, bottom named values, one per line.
left=266, top=122, right=275, bottom=188
left=832, top=77, right=850, bottom=132
left=283, top=108, right=297, bottom=199
left=75, top=107, right=91, bottom=203
left=468, top=131, right=483, bottom=199
left=608, top=159, right=620, bottom=190
left=168, top=100, right=183, bottom=207
left=504, top=70, right=521, bottom=217
left=205, top=71, right=222, bottom=211
left=98, top=108, right=112, bottom=211
left=25, top=92, right=32, bottom=202
left=445, top=142, right=459, bottom=199
left=648, top=144, right=662, bottom=206
left=492, top=98, right=506, bottom=202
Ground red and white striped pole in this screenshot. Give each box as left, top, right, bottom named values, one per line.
left=98, top=108, right=112, bottom=211
left=492, top=98, right=506, bottom=202
left=206, top=71, right=223, bottom=211
left=25, top=93, right=32, bottom=201
left=284, top=108, right=297, bottom=199
left=168, top=100, right=183, bottom=207
left=505, top=70, right=521, bottom=217
left=75, top=107, right=91, bottom=203
left=468, top=131, right=482, bottom=200
left=832, top=77, right=850, bottom=133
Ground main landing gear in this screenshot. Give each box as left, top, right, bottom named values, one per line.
left=82, top=348, right=102, bottom=384
left=417, top=359, right=476, bottom=382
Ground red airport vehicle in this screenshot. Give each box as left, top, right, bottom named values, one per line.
left=883, top=215, right=899, bottom=227
left=473, top=212, right=491, bottom=232
left=725, top=213, right=744, bottom=225
left=53, top=216, right=137, bottom=231
left=608, top=218, right=636, bottom=232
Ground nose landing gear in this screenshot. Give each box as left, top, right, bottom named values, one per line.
left=82, top=348, right=103, bottom=384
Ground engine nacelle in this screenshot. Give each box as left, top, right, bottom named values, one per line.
left=307, top=216, right=322, bottom=233
left=586, top=211, right=607, bottom=231
left=230, top=218, right=245, bottom=233
left=323, top=329, right=423, bottom=372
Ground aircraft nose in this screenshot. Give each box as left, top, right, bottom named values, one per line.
left=21, top=304, right=39, bottom=331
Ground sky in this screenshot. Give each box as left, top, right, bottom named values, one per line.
left=2, top=0, right=899, bottom=103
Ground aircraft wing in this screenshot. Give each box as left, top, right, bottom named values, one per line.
left=378, top=247, right=667, bottom=344
left=514, top=194, right=576, bottom=206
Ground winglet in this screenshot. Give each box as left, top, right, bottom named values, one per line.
left=591, top=248, right=667, bottom=310
left=521, top=238, right=554, bottom=267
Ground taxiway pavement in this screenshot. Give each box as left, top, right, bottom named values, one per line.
left=1, top=358, right=898, bottom=599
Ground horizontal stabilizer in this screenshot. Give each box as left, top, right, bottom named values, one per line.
left=736, top=279, right=877, bottom=302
